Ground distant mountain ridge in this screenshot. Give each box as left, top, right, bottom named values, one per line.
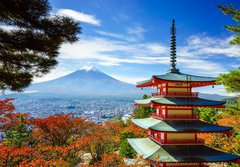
left=26, top=66, right=146, bottom=98
left=1, top=66, right=231, bottom=100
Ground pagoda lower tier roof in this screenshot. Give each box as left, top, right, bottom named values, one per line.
left=137, top=72, right=215, bottom=87
left=135, top=97, right=225, bottom=107
left=132, top=117, right=232, bottom=132
left=128, top=138, right=239, bottom=162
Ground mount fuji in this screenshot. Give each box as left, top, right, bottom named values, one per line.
left=24, top=66, right=146, bottom=98
left=3, top=66, right=228, bottom=100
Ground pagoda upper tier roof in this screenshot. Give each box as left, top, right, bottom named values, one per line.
left=137, top=72, right=215, bottom=87
left=128, top=138, right=239, bottom=162
left=132, top=117, right=232, bottom=132
left=135, top=97, right=225, bottom=107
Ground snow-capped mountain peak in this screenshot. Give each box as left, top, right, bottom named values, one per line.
left=80, top=66, right=98, bottom=72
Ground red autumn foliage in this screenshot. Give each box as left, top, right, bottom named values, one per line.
left=30, top=113, right=90, bottom=146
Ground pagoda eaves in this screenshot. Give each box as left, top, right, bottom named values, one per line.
left=132, top=117, right=232, bottom=133
left=134, top=97, right=225, bottom=108
left=128, top=138, right=239, bottom=163
left=137, top=72, right=216, bottom=88
left=128, top=19, right=239, bottom=166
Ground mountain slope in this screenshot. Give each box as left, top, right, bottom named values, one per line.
left=27, top=66, right=145, bottom=97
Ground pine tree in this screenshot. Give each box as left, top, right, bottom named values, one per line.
left=218, top=4, right=240, bottom=45
left=0, top=0, right=81, bottom=91
left=4, top=115, right=29, bottom=147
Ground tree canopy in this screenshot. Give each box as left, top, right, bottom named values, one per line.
left=216, top=67, right=240, bottom=93
left=0, top=0, right=80, bottom=91
left=218, top=4, right=240, bottom=45
left=217, top=4, right=239, bottom=94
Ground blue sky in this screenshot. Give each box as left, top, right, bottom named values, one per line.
left=36, top=0, right=240, bottom=95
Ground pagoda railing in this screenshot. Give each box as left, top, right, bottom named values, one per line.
left=151, top=113, right=199, bottom=119
left=152, top=92, right=198, bottom=97
left=150, top=136, right=204, bottom=145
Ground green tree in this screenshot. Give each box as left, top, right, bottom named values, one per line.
left=195, top=108, right=218, bottom=123
left=218, top=4, right=240, bottom=45
left=216, top=67, right=240, bottom=93
left=4, top=115, right=29, bottom=147
left=133, top=94, right=155, bottom=119
left=119, top=131, right=136, bottom=158
left=0, top=0, right=80, bottom=91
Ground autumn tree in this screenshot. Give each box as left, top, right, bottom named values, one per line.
left=0, top=144, right=34, bottom=167
left=84, top=124, right=116, bottom=165
left=92, top=153, right=125, bottom=167
left=0, top=0, right=80, bottom=91
left=30, top=113, right=90, bottom=146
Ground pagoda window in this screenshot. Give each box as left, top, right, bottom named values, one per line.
left=154, top=133, right=158, bottom=139
left=156, top=108, right=159, bottom=115
left=162, top=109, right=166, bottom=118
left=160, top=133, right=164, bottom=140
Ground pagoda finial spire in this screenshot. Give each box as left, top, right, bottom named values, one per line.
left=168, top=19, right=179, bottom=73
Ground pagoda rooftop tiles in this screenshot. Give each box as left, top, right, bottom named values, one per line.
left=136, top=72, right=215, bottom=87
left=135, top=97, right=225, bottom=107
left=128, top=138, right=239, bottom=162
left=132, top=117, right=232, bottom=132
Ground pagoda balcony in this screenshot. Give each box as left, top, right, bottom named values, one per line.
left=149, top=136, right=205, bottom=145
left=152, top=92, right=199, bottom=97
left=151, top=113, right=199, bottom=119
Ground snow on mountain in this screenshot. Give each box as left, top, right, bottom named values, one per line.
left=80, top=66, right=98, bottom=72
left=26, top=67, right=148, bottom=98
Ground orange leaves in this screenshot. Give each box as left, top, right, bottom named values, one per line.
left=0, top=144, right=34, bottom=167
left=0, top=98, right=29, bottom=133
left=92, top=153, right=125, bottom=167
left=30, top=113, right=89, bottom=146
left=217, top=116, right=240, bottom=128
left=0, top=98, right=142, bottom=166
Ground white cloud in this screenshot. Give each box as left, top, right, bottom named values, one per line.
left=96, top=25, right=146, bottom=42
left=184, top=35, right=240, bottom=58
left=33, top=67, right=72, bottom=83
left=59, top=36, right=170, bottom=66
left=96, top=30, right=139, bottom=42
left=35, top=30, right=239, bottom=84
left=178, top=58, right=226, bottom=76
left=57, top=9, right=101, bottom=26
left=111, top=75, right=148, bottom=84
left=58, top=34, right=236, bottom=77
left=127, top=25, right=146, bottom=40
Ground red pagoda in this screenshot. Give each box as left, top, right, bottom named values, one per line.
left=128, top=20, right=239, bottom=167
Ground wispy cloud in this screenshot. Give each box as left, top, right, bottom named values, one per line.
left=33, top=67, right=72, bottom=83
left=34, top=29, right=239, bottom=85
left=182, top=35, right=240, bottom=58
left=96, top=25, right=146, bottom=42
left=57, top=9, right=101, bottom=26
left=127, top=25, right=146, bottom=41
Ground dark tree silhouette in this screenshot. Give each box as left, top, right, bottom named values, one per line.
left=0, top=0, right=81, bottom=91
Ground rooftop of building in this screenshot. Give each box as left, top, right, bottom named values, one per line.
left=132, top=117, right=232, bottom=132
left=128, top=138, right=239, bottom=162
